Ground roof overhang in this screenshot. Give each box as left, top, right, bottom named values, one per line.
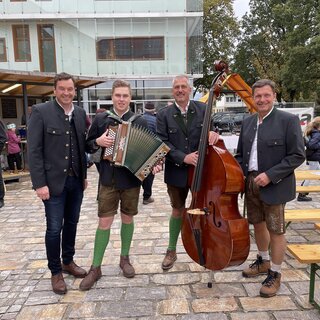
left=0, top=69, right=105, bottom=98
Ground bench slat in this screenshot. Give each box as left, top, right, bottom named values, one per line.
left=296, top=185, right=320, bottom=193
left=285, top=209, right=320, bottom=221
left=287, top=244, right=320, bottom=264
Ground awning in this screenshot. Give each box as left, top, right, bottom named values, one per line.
left=0, top=69, right=104, bottom=97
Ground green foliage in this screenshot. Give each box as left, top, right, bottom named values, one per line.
left=233, top=0, right=320, bottom=103
left=194, top=0, right=239, bottom=93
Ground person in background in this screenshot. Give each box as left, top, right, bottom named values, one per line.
left=297, top=116, right=320, bottom=201
left=6, top=123, right=22, bottom=172
left=156, top=75, right=220, bottom=271
left=21, top=106, right=32, bottom=126
left=0, top=120, right=7, bottom=208
left=235, top=79, right=305, bottom=298
left=142, top=102, right=157, bottom=205
left=28, top=72, right=88, bottom=295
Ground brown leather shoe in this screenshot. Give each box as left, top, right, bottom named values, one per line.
left=62, top=261, right=87, bottom=278
left=260, top=269, right=281, bottom=298
left=242, top=255, right=270, bottom=278
left=79, top=266, right=102, bottom=291
left=51, top=273, right=67, bottom=295
left=161, top=249, right=177, bottom=270
left=119, top=256, right=135, bottom=278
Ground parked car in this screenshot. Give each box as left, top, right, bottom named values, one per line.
left=212, top=112, right=250, bottom=134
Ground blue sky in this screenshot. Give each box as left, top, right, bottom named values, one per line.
left=233, top=0, right=250, bottom=18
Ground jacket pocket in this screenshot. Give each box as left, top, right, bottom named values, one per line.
left=47, top=127, right=62, bottom=135
left=267, top=139, right=284, bottom=146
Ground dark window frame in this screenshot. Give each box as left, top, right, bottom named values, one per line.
left=96, top=36, right=165, bottom=61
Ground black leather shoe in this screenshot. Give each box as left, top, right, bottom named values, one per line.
left=297, top=194, right=312, bottom=202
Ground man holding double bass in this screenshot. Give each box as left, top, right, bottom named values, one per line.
left=156, top=75, right=220, bottom=270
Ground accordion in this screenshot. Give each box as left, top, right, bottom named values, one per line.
left=103, top=120, right=170, bottom=181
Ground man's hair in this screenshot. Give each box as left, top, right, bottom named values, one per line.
left=112, top=79, right=132, bottom=96
left=252, top=79, right=276, bottom=95
left=172, top=75, right=190, bottom=87
left=54, top=72, right=75, bottom=88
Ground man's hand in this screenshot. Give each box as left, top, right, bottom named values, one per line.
left=151, top=163, right=163, bottom=175
left=184, top=151, right=198, bottom=166
left=95, top=129, right=115, bottom=148
left=254, top=172, right=271, bottom=187
left=36, top=186, right=50, bottom=201
left=208, top=131, right=220, bottom=145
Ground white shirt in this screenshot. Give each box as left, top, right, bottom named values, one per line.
left=248, top=107, right=274, bottom=171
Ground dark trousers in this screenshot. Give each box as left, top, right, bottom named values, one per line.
left=142, top=173, right=155, bottom=200
left=0, top=167, right=4, bottom=201
left=43, top=176, right=84, bottom=275
left=7, top=153, right=22, bottom=170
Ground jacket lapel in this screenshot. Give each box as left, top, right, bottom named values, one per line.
left=172, top=104, right=187, bottom=136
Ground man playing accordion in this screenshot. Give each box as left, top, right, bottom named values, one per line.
left=80, top=79, right=161, bottom=290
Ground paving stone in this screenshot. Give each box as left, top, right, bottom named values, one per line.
left=240, top=296, right=297, bottom=311
left=167, top=285, right=192, bottom=299
left=98, top=300, right=154, bottom=317
left=192, top=282, right=246, bottom=298
left=152, top=273, right=200, bottom=285
left=192, top=297, right=239, bottom=312
left=85, top=287, right=123, bottom=301
left=125, top=286, right=166, bottom=300
left=16, top=304, right=67, bottom=320
left=230, top=312, right=271, bottom=320
left=273, top=310, right=320, bottom=320
left=157, top=299, right=189, bottom=315
left=181, top=314, right=228, bottom=320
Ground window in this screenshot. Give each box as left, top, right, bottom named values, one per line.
left=0, top=38, right=7, bottom=62
left=1, top=98, right=17, bottom=119
left=96, top=37, right=164, bottom=61
left=37, top=24, right=56, bottom=72
left=10, top=0, right=26, bottom=2
left=12, top=25, right=31, bottom=61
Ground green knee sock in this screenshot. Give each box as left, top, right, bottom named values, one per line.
left=92, top=228, right=110, bottom=267
left=120, top=222, right=134, bottom=256
left=168, top=216, right=182, bottom=250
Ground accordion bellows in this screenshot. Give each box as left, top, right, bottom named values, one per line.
left=103, top=121, right=170, bottom=181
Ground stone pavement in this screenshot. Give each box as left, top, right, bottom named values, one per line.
left=0, top=166, right=320, bottom=320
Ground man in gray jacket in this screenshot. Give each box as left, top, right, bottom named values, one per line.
left=235, top=79, right=305, bottom=298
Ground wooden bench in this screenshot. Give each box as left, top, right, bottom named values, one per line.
left=287, top=244, right=320, bottom=309
left=296, top=185, right=320, bottom=193
left=285, top=209, right=320, bottom=229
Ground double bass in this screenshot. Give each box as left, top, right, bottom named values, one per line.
left=181, top=61, right=250, bottom=271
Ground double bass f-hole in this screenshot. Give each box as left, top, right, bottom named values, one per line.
left=208, top=201, right=222, bottom=228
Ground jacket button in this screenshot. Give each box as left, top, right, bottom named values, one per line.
left=65, top=156, right=68, bottom=160
left=66, top=131, right=69, bottom=134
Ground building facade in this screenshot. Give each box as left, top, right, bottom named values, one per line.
left=0, top=0, right=203, bottom=118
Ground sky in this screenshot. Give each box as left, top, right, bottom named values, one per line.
left=233, top=0, right=250, bottom=18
